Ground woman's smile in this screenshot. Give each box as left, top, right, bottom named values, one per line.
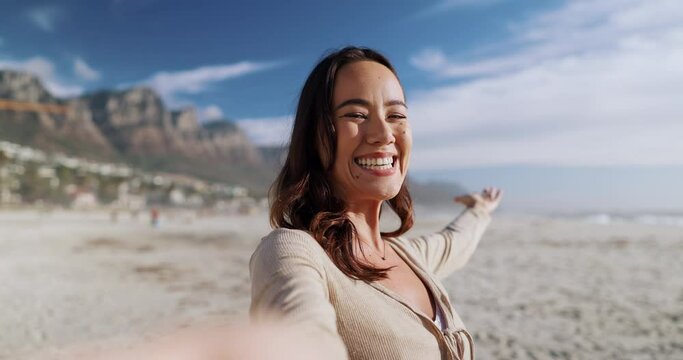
left=352, top=152, right=398, bottom=176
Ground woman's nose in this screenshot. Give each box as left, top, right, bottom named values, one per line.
left=365, top=116, right=395, bottom=145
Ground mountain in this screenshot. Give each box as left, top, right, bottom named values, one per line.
left=0, top=70, right=274, bottom=192
left=0, top=70, right=57, bottom=103
left=78, top=87, right=264, bottom=164
left=0, top=71, right=115, bottom=158
left=258, top=144, right=288, bottom=168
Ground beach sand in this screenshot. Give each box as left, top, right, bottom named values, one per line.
left=0, top=208, right=681, bottom=359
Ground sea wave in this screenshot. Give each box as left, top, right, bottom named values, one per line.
left=580, top=213, right=683, bottom=226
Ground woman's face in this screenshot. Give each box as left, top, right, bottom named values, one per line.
left=329, top=60, right=412, bottom=203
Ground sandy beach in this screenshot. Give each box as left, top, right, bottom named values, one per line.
left=1, top=208, right=681, bottom=359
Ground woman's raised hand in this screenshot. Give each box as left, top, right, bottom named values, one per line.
left=453, top=186, right=503, bottom=214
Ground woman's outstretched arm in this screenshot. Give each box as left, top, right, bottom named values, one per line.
left=401, top=187, right=502, bottom=279
left=249, top=228, right=349, bottom=360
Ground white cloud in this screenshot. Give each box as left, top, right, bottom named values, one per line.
left=413, top=0, right=683, bottom=79
left=410, top=49, right=448, bottom=72
left=407, top=0, right=683, bottom=170
left=15, top=57, right=54, bottom=79
left=140, top=60, right=282, bottom=104
left=237, top=116, right=293, bottom=147
left=417, top=0, right=506, bottom=17
left=0, top=56, right=83, bottom=97
left=43, top=81, right=84, bottom=98
left=73, top=57, right=101, bottom=81
left=201, top=105, right=224, bottom=122
left=26, top=6, right=62, bottom=32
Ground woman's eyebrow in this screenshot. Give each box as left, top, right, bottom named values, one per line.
left=385, top=99, right=408, bottom=109
left=334, top=98, right=369, bottom=111
left=334, top=98, right=407, bottom=111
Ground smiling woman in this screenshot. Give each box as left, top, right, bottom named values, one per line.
left=249, top=46, right=503, bottom=360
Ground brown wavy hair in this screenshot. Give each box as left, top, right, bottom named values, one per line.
left=269, top=46, right=414, bottom=282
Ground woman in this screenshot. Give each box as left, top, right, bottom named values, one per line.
left=250, top=46, right=502, bottom=360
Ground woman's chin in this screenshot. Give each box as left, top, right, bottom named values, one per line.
left=360, top=185, right=402, bottom=201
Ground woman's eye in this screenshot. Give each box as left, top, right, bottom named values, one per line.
left=388, top=114, right=407, bottom=120
left=345, top=113, right=367, bottom=120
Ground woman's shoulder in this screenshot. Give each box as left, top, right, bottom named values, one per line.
left=384, top=234, right=413, bottom=252
left=259, top=227, right=319, bottom=249
left=251, top=228, right=328, bottom=265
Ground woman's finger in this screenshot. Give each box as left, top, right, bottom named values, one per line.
left=493, top=189, right=502, bottom=201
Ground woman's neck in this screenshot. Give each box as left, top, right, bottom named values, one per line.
left=345, top=200, right=384, bottom=251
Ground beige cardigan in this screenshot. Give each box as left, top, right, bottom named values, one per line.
left=249, top=206, right=492, bottom=360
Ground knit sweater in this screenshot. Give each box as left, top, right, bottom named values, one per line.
left=249, top=206, right=492, bottom=360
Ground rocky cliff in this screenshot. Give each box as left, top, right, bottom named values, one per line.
left=0, top=71, right=57, bottom=103
left=0, top=71, right=114, bottom=157
left=0, top=70, right=267, bottom=186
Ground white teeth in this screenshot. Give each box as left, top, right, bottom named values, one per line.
left=355, top=156, right=395, bottom=169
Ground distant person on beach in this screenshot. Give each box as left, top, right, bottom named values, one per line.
left=150, top=207, right=160, bottom=228
left=250, top=46, right=502, bottom=359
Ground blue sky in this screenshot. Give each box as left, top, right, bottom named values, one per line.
left=1, top=0, right=682, bottom=212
